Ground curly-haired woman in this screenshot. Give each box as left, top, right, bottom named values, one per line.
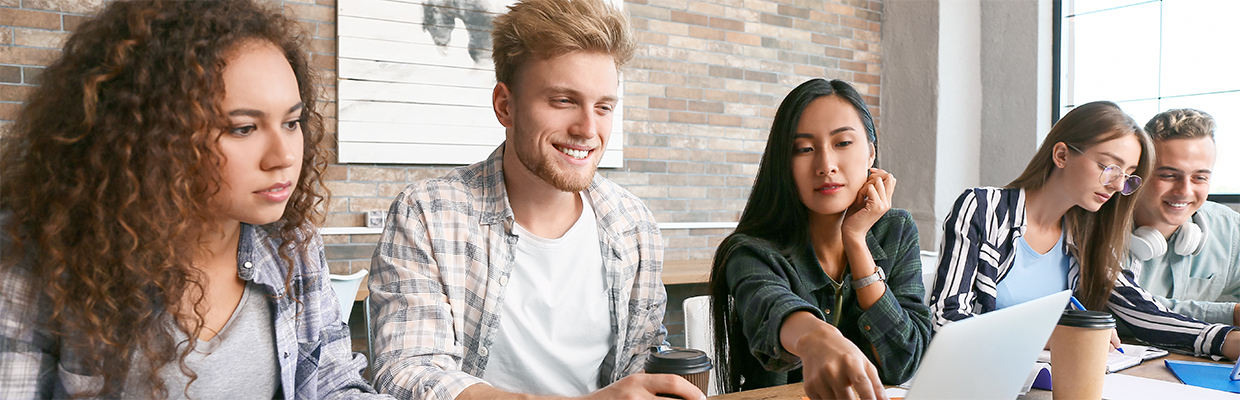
left=0, top=1, right=389, bottom=398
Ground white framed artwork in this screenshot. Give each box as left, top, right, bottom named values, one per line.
left=336, top=0, right=625, bottom=167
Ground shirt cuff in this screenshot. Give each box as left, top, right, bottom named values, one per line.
left=761, top=299, right=825, bottom=372
left=377, top=365, right=486, bottom=400
left=1205, top=302, right=1237, bottom=326
left=1201, top=323, right=1236, bottom=358
left=855, top=286, right=905, bottom=342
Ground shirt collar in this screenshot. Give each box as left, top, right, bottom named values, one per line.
left=477, top=144, right=515, bottom=228
left=1011, top=187, right=1077, bottom=256
left=236, top=223, right=258, bottom=281
left=1012, top=187, right=1029, bottom=231
left=476, top=143, right=613, bottom=234
left=794, top=245, right=834, bottom=292
left=236, top=223, right=288, bottom=298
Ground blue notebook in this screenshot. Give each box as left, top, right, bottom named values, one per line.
left=1164, top=360, right=1240, bottom=393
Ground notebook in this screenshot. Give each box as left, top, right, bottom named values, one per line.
left=1020, top=344, right=1170, bottom=394
left=902, top=290, right=1071, bottom=400
left=1036, top=343, right=1170, bottom=373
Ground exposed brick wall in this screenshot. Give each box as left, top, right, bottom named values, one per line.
left=1, top=0, right=882, bottom=349
left=0, top=2, right=96, bottom=126
left=613, top=0, right=882, bottom=262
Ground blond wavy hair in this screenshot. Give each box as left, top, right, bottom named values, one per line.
left=491, top=0, right=635, bottom=87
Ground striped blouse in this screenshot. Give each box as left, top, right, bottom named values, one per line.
left=929, top=187, right=1234, bottom=357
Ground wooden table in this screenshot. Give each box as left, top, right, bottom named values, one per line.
left=709, top=352, right=1223, bottom=399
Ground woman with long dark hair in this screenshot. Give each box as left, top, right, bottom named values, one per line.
left=0, top=1, right=387, bottom=398
left=709, top=79, right=931, bottom=399
left=930, top=101, right=1240, bottom=359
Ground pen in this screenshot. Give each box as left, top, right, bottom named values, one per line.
left=1068, top=295, right=1086, bottom=311
left=1069, top=295, right=1123, bottom=353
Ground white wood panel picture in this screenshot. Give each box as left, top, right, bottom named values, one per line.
left=337, top=0, right=625, bottom=167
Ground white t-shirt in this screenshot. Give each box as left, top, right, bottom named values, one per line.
left=482, top=192, right=615, bottom=396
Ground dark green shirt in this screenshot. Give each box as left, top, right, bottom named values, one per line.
left=722, top=208, right=931, bottom=389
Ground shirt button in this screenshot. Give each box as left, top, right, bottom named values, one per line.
left=243, top=262, right=253, bottom=269
left=864, top=325, right=871, bottom=331
left=478, top=346, right=488, bottom=357
left=499, top=276, right=509, bottom=286
left=823, top=308, right=831, bottom=315
left=283, top=351, right=289, bottom=359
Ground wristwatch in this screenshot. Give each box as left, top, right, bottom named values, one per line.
left=852, top=267, right=886, bottom=288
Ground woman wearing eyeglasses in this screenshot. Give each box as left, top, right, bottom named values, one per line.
left=929, top=101, right=1240, bottom=359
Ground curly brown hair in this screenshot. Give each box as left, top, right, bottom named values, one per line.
left=0, top=0, right=327, bottom=397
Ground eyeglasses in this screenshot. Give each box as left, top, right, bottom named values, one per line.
left=1066, top=144, right=1142, bottom=196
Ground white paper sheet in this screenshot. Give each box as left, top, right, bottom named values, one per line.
left=883, top=387, right=909, bottom=398
left=1101, top=374, right=1239, bottom=400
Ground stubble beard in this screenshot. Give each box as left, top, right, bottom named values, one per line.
left=515, top=141, right=598, bottom=193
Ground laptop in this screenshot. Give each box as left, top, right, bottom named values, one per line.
left=903, top=290, right=1072, bottom=400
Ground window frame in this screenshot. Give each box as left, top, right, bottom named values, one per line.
left=1052, top=0, right=1239, bottom=199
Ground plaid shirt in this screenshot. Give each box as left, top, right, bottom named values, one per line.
left=368, top=145, right=667, bottom=400
left=0, top=220, right=387, bottom=399
left=721, top=208, right=932, bottom=388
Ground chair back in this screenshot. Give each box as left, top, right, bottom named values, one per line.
left=328, top=269, right=368, bottom=323
left=682, top=295, right=719, bottom=396
left=920, top=251, right=939, bottom=305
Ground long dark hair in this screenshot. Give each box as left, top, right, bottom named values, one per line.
left=1006, top=101, right=1153, bottom=310
left=0, top=0, right=325, bottom=397
left=707, top=79, right=876, bottom=393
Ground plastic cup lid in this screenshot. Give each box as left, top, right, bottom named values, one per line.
left=1058, top=309, right=1116, bottom=329
left=645, top=348, right=713, bottom=375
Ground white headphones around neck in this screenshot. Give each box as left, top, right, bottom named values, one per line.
left=1130, top=212, right=1209, bottom=261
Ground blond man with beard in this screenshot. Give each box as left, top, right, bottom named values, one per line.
left=367, top=1, right=702, bottom=399
left=1128, top=109, right=1240, bottom=326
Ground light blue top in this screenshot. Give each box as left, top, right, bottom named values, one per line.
left=1129, top=201, right=1240, bottom=325
left=996, top=231, right=1071, bottom=309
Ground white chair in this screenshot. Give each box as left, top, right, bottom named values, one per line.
left=682, top=295, right=719, bottom=396
left=920, top=251, right=939, bottom=305
left=328, top=269, right=368, bottom=323
left=922, top=270, right=938, bottom=305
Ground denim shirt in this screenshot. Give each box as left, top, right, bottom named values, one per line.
left=1128, top=201, right=1240, bottom=325
left=0, top=220, right=389, bottom=399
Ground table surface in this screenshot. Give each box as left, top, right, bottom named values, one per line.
left=708, top=351, right=1221, bottom=399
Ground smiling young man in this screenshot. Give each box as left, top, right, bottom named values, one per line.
left=1127, top=109, right=1240, bottom=326
left=367, top=1, right=702, bottom=400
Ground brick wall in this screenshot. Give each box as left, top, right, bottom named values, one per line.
left=1, top=0, right=883, bottom=348
left=617, top=0, right=883, bottom=263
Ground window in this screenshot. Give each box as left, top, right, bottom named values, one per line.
left=1056, top=0, right=1239, bottom=198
